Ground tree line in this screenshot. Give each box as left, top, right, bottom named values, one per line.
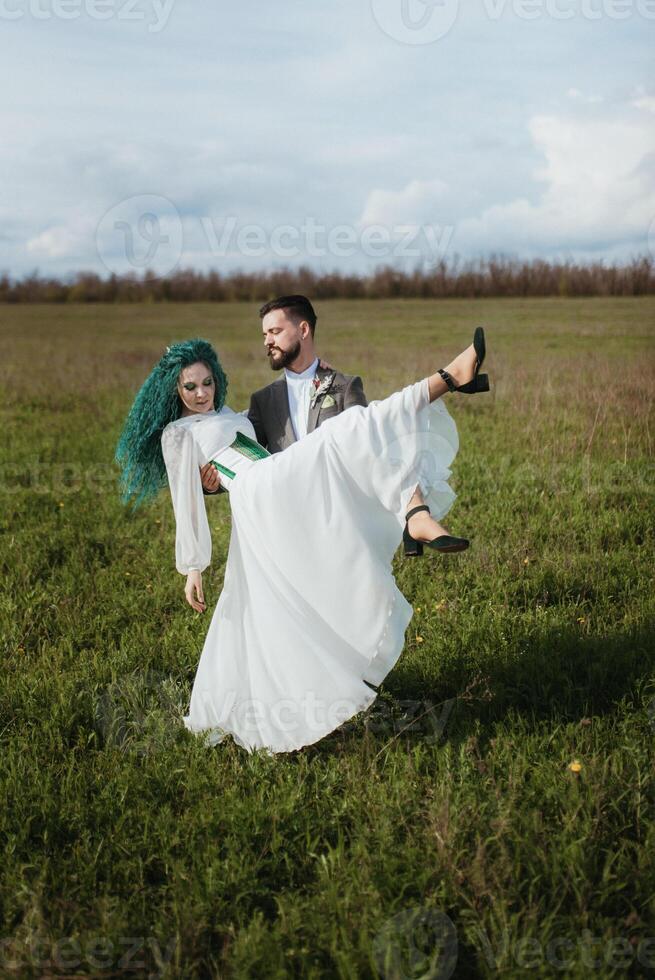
left=1, top=257, right=653, bottom=302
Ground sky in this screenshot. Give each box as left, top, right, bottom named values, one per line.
left=1, top=0, right=654, bottom=279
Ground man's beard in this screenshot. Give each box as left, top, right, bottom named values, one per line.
left=268, top=340, right=301, bottom=371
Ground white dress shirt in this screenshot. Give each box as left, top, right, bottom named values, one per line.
left=284, top=357, right=319, bottom=440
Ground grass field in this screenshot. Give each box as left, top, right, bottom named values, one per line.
left=1, top=297, right=654, bottom=979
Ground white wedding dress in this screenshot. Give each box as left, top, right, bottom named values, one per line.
left=161, top=379, right=459, bottom=754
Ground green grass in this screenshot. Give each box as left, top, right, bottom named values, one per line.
left=1, top=298, right=654, bottom=978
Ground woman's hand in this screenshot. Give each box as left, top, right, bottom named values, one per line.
left=200, top=462, right=221, bottom=494
left=185, top=570, right=207, bottom=612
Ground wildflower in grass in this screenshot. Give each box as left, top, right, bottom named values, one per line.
left=416, top=635, right=424, bottom=644
left=568, top=760, right=582, bottom=773
left=523, top=557, right=529, bottom=565
left=577, top=616, right=586, bottom=624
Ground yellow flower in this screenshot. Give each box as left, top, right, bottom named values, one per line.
left=523, top=557, right=529, bottom=565
left=416, top=635, right=424, bottom=644
left=577, top=616, right=586, bottom=624
left=58, top=501, right=64, bottom=508
left=416, top=606, right=421, bottom=613
left=568, top=760, right=582, bottom=773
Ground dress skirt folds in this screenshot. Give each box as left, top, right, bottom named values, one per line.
left=160, top=378, right=459, bottom=754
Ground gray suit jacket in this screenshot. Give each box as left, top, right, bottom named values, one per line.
left=247, top=365, right=368, bottom=454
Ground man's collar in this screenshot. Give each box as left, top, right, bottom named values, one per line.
left=284, top=356, right=319, bottom=383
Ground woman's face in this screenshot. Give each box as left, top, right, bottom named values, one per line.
left=177, top=361, right=216, bottom=415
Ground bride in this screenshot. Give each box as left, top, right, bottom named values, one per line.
left=115, top=329, right=489, bottom=754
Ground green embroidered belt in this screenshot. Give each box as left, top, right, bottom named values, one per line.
left=210, top=430, right=270, bottom=482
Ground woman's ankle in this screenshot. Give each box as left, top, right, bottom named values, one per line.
left=407, top=510, right=447, bottom=541
left=444, top=345, right=475, bottom=387
left=428, top=344, right=476, bottom=401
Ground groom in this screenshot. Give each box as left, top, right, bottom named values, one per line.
left=201, top=294, right=368, bottom=492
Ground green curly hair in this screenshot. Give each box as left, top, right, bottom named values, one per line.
left=115, top=338, right=228, bottom=506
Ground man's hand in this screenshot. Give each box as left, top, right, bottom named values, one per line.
left=200, top=462, right=221, bottom=494
left=185, top=570, right=206, bottom=612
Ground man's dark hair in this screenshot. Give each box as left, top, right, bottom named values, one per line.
left=259, top=295, right=317, bottom=337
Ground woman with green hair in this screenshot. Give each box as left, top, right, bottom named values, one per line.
left=116, top=331, right=489, bottom=754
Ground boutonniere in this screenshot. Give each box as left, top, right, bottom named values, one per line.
left=310, top=372, right=336, bottom=408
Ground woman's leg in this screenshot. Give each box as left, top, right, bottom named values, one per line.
left=405, top=487, right=452, bottom=542
left=427, top=343, right=479, bottom=403
left=406, top=342, right=480, bottom=542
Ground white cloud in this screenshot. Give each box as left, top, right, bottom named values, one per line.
left=359, top=178, right=449, bottom=228
left=453, top=105, right=655, bottom=256
left=631, top=86, right=655, bottom=114
left=26, top=216, right=95, bottom=260
left=567, top=88, right=603, bottom=104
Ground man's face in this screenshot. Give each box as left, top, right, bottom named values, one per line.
left=262, top=309, right=307, bottom=371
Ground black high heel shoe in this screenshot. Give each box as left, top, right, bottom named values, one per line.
left=403, top=505, right=469, bottom=557
left=438, top=326, right=490, bottom=394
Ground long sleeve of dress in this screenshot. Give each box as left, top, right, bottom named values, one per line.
left=161, top=424, right=212, bottom=575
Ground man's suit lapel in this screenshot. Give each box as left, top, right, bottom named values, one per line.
left=272, top=378, right=296, bottom=446
left=306, top=366, right=336, bottom=435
